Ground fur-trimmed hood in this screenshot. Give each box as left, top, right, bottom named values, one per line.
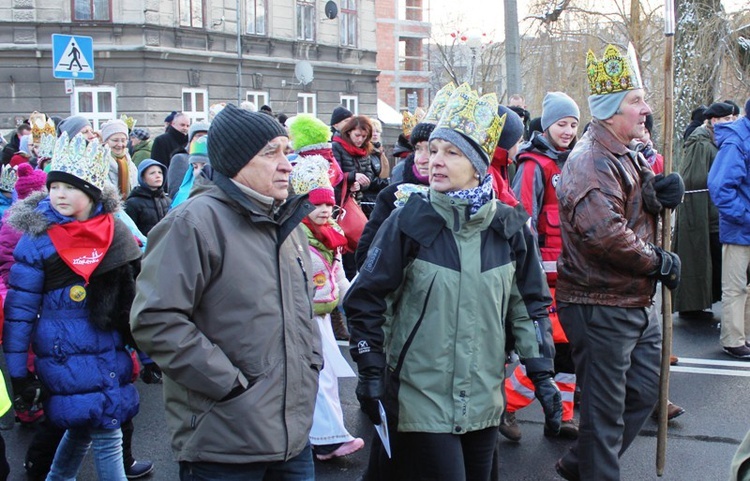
left=7, top=183, right=121, bottom=237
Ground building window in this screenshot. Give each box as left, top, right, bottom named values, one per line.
left=297, top=93, right=317, bottom=115
left=247, top=0, right=266, bottom=35
left=72, top=0, right=111, bottom=21
left=398, top=0, right=424, bottom=21
left=180, top=0, right=204, bottom=28
left=340, top=95, right=358, bottom=115
left=182, top=88, right=209, bottom=123
left=340, top=0, right=357, bottom=47
left=399, top=37, right=424, bottom=71
left=246, top=91, right=269, bottom=110
left=296, top=0, right=315, bottom=41
left=73, top=86, right=116, bottom=130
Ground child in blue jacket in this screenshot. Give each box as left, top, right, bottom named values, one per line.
left=3, top=133, right=142, bottom=480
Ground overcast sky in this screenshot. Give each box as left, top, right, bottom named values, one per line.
left=428, top=0, right=746, bottom=43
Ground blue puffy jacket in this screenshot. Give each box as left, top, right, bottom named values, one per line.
left=2, top=186, right=141, bottom=430
left=708, top=117, right=750, bottom=246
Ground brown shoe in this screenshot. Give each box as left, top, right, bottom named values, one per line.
left=670, top=355, right=679, bottom=366
left=499, top=411, right=522, bottom=442
left=652, top=400, right=686, bottom=421
left=330, top=309, right=350, bottom=341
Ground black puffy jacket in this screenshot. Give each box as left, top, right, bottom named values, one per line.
left=125, top=186, right=171, bottom=235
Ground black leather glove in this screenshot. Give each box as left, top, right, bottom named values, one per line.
left=355, top=366, right=384, bottom=425
left=140, top=362, right=162, bottom=384
left=653, top=173, right=685, bottom=209
left=11, top=375, right=45, bottom=411
left=528, top=371, right=562, bottom=435
left=652, top=246, right=681, bottom=290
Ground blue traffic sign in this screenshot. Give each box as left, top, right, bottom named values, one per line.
left=52, top=34, right=94, bottom=80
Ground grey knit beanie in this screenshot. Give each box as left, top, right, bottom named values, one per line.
left=188, top=122, right=210, bottom=142
left=497, top=106, right=525, bottom=150
left=429, top=127, right=489, bottom=178
left=57, top=115, right=91, bottom=139
left=588, top=90, right=629, bottom=121
left=541, top=92, right=580, bottom=131
left=208, top=103, right=287, bottom=178
left=100, top=119, right=129, bottom=142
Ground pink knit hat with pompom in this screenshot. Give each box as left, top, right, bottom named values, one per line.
left=15, top=163, right=47, bottom=199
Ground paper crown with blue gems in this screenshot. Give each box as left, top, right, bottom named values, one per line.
left=37, top=133, right=57, bottom=160
left=49, top=132, right=110, bottom=193
left=0, top=165, right=18, bottom=193
left=434, top=83, right=505, bottom=160
left=586, top=43, right=643, bottom=96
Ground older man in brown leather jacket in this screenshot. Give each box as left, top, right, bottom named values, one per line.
left=553, top=44, right=684, bottom=481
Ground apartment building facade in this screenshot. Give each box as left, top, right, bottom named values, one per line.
left=0, top=0, right=379, bottom=130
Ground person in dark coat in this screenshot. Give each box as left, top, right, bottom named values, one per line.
left=149, top=113, right=189, bottom=168
left=354, top=121, right=433, bottom=269
left=166, top=122, right=209, bottom=199
left=673, top=102, right=735, bottom=320
left=125, top=159, right=170, bottom=236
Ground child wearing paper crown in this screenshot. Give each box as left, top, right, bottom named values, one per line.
left=2, top=132, right=143, bottom=480
left=290, top=156, right=364, bottom=461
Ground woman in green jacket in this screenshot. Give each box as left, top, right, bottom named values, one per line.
left=344, top=84, right=559, bottom=481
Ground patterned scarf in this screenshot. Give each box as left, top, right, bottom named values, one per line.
left=444, top=174, right=494, bottom=215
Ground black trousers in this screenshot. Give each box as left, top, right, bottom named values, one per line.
left=364, top=425, right=498, bottom=481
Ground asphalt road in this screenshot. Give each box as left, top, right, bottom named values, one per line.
left=5, top=301, right=750, bottom=480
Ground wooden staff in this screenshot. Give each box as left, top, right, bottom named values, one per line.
left=657, top=0, right=676, bottom=475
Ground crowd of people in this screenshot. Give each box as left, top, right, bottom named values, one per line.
left=0, top=41, right=748, bottom=481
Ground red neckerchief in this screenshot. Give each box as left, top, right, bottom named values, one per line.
left=47, top=214, right=115, bottom=284
left=489, top=148, right=519, bottom=207
left=303, top=217, right=348, bottom=252
left=301, top=148, right=344, bottom=186
left=332, top=135, right=368, bottom=157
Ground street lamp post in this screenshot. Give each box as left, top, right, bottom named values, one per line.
left=466, top=33, right=482, bottom=89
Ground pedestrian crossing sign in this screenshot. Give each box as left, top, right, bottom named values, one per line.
left=52, top=34, right=94, bottom=80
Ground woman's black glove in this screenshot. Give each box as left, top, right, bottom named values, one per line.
left=528, top=371, right=562, bottom=436
left=356, top=366, right=384, bottom=425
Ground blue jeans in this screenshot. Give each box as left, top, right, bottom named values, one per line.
left=46, top=427, right=127, bottom=481
left=179, top=443, right=315, bottom=481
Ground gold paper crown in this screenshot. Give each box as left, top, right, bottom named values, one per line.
left=423, top=83, right=456, bottom=124
left=434, top=83, right=505, bottom=159
left=30, top=113, right=55, bottom=145
left=120, top=114, right=137, bottom=132
left=290, top=156, right=332, bottom=195
left=50, top=132, right=111, bottom=191
left=38, top=133, right=57, bottom=160
left=0, top=165, right=18, bottom=193
left=402, top=111, right=419, bottom=137
left=586, top=43, right=644, bottom=96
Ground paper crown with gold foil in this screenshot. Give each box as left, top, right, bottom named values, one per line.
left=290, top=155, right=335, bottom=205
left=434, top=83, right=505, bottom=159
left=586, top=43, right=644, bottom=96
left=37, top=133, right=57, bottom=160
left=49, top=132, right=111, bottom=192
left=119, top=114, right=137, bottom=132
left=402, top=111, right=419, bottom=137
left=0, top=165, right=18, bottom=193
left=30, top=113, right=56, bottom=145
left=423, top=83, right=456, bottom=124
